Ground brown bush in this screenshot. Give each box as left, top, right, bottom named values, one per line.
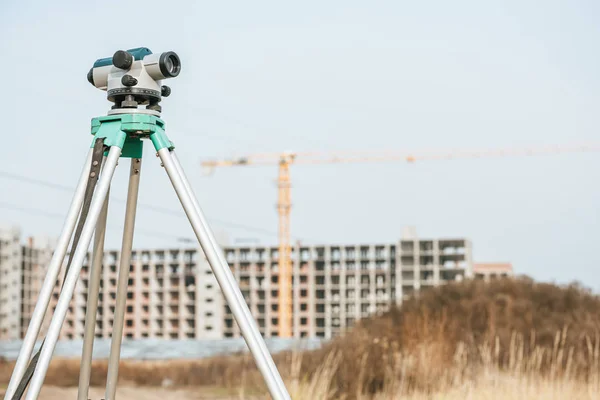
left=2, top=278, right=599, bottom=399
left=300, top=277, right=600, bottom=397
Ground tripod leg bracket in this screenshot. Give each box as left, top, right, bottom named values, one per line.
left=149, top=127, right=174, bottom=153
left=90, top=114, right=174, bottom=158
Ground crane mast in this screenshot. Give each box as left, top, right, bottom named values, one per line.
left=276, top=155, right=294, bottom=337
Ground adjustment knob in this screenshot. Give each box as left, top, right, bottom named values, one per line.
left=113, top=50, right=133, bottom=69
left=161, top=85, right=171, bottom=97
left=121, top=75, right=138, bottom=87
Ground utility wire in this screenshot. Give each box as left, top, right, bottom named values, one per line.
left=0, top=201, right=193, bottom=243
left=0, top=171, right=72, bottom=192
left=0, top=170, right=282, bottom=239
left=135, top=202, right=280, bottom=237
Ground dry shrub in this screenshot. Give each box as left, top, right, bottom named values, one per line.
left=299, top=277, right=600, bottom=398
left=2, top=278, right=600, bottom=399
left=0, top=356, right=11, bottom=380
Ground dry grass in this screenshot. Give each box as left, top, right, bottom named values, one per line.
left=2, top=278, right=600, bottom=399
left=6, top=363, right=597, bottom=400
left=300, top=277, right=600, bottom=398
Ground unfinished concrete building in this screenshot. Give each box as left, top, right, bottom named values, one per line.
left=474, top=263, right=514, bottom=281
left=50, top=248, right=223, bottom=340
left=0, top=226, right=54, bottom=340
left=222, top=235, right=472, bottom=339
left=18, top=229, right=472, bottom=341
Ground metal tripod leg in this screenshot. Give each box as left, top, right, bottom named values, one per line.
left=105, top=158, right=142, bottom=400
left=157, top=148, right=291, bottom=400
left=171, top=152, right=290, bottom=396
left=4, top=149, right=94, bottom=400
left=25, top=146, right=122, bottom=400
left=77, top=189, right=110, bottom=400
left=170, top=152, right=289, bottom=394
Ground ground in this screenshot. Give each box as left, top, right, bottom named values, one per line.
left=3, top=385, right=247, bottom=400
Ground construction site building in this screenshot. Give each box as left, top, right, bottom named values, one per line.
left=473, top=263, right=514, bottom=281
left=0, top=226, right=54, bottom=340
left=47, top=232, right=472, bottom=340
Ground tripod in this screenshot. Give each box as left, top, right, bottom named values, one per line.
left=5, top=59, right=291, bottom=399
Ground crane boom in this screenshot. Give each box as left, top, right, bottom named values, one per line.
left=201, top=141, right=600, bottom=338
left=202, top=142, right=600, bottom=169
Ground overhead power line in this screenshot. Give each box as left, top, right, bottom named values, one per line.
left=0, top=171, right=72, bottom=192
left=0, top=201, right=192, bottom=243
left=0, top=170, right=281, bottom=239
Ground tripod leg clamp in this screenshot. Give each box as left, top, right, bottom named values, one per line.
left=90, top=114, right=174, bottom=158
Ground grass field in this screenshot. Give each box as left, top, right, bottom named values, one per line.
left=2, top=344, right=599, bottom=400
left=4, top=372, right=598, bottom=400
left=3, top=279, right=600, bottom=399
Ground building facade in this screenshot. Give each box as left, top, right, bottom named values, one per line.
left=0, top=226, right=22, bottom=340
left=48, top=234, right=473, bottom=340
left=222, top=236, right=472, bottom=339
left=473, top=263, right=514, bottom=281
left=51, top=248, right=223, bottom=340
left=0, top=226, right=54, bottom=340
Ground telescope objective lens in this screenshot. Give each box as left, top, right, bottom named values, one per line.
left=159, top=52, right=181, bottom=78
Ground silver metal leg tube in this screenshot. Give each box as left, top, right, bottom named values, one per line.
left=171, top=152, right=289, bottom=394
left=4, top=149, right=93, bottom=400
left=171, top=151, right=287, bottom=386
left=77, top=191, right=110, bottom=400
left=25, top=146, right=122, bottom=400
left=105, top=158, right=142, bottom=400
left=158, top=149, right=290, bottom=400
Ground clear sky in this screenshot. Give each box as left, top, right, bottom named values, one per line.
left=0, top=1, right=598, bottom=289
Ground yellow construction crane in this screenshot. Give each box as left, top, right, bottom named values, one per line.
left=202, top=142, right=600, bottom=337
